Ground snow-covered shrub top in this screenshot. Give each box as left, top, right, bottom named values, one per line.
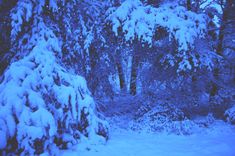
left=130, top=103, right=217, bottom=135
left=130, top=104, right=196, bottom=135
left=107, top=0, right=206, bottom=52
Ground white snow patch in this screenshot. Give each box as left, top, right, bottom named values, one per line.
left=62, top=121, right=235, bottom=156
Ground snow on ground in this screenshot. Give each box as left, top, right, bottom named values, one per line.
left=61, top=95, right=235, bottom=156
left=62, top=121, right=235, bottom=156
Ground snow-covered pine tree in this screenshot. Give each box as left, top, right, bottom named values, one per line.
left=0, top=0, right=108, bottom=155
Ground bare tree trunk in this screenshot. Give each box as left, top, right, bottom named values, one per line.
left=116, top=60, right=125, bottom=90
left=186, top=0, right=191, bottom=10
left=113, top=48, right=126, bottom=91
left=88, top=45, right=99, bottom=95
left=130, top=45, right=140, bottom=95
left=217, top=16, right=226, bottom=55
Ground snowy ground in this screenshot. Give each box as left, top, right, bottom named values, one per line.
left=62, top=96, right=235, bottom=156
left=62, top=122, right=235, bottom=156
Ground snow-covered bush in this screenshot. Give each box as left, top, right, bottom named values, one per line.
left=225, top=105, right=235, bottom=125
left=131, top=105, right=185, bottom=133
left=192, top=113, right=215, bottom=128
left=0, top=37, right=108, bottom=154
left=208, top=86, right=235, bottom=118
left=130, top=99, right=219, bottom=135
left=130, top=103, right=198, bottom=135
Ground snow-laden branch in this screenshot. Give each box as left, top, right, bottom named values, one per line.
left=106, top=0, right=207, bottom=52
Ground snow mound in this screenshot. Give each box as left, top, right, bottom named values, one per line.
left=130, top=104, right=219, bottom=135
left=130, top=104, right=197, bottom=135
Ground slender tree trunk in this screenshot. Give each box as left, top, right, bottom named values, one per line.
left=116, top=60, right=125, bottom=90
left=210, top=68, right=219, bottom=96
left=186, top=0, right=191, bottom=10
left=113, top=48, right=126, bottom=91
left=88, top=45, right=99, bottom=94
left=130, top=46, right=139, bottom=95
left=217, top=22, right=225, bottom=55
